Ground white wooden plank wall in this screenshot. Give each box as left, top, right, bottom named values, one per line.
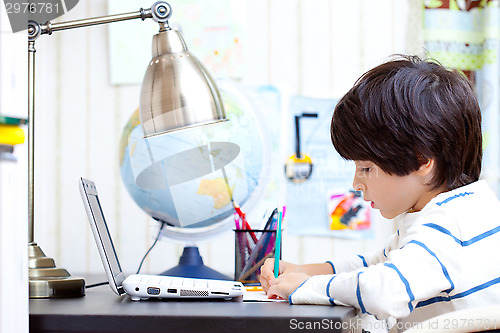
left=1, top=0, right=416, bottom=282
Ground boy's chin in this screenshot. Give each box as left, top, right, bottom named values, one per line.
left=379, top=210, right=399, bottom=220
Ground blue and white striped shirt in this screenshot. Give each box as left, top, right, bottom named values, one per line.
left=289, top=180, right=500, bottom=325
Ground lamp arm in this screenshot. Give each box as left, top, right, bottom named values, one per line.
left=28, top=1, right=172, bottom=41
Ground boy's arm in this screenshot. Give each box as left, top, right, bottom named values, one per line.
left=288, top=223, right=456, bottom=319
left=263, top=251, right=388, bottom=298
left=263, top=232, right=398, bottom=295
left=300, top=262, right=335, bottom=275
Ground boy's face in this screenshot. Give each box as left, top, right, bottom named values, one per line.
left=352, top=160, right=436, bottom=219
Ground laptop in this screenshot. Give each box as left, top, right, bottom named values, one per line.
left=79, top=177, right=245, bottom=301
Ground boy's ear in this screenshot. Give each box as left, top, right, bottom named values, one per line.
left=417, top=158, right=435, bottom=178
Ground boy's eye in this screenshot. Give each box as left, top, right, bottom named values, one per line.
left=361, top=167, right=371, bottom=173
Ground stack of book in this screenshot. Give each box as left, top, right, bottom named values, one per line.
left=0, top=116, right=26, bottom=161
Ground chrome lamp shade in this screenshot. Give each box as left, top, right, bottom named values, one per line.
left=140, top=28, right=227, bottom=138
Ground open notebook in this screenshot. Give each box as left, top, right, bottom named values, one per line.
left=79, top=177, right=245, bottom=301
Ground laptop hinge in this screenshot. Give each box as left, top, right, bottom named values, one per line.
left=117, top=286, right=126, bottom=296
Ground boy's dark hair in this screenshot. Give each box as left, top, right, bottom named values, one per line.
left=331, top=55, right=482, bottom=191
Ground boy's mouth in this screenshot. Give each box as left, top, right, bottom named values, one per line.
left=363, top=197, right=374, bottom=209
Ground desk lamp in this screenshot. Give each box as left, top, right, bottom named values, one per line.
left=27, top=1, right=227, bottom=298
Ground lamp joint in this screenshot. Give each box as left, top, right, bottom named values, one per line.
left=151, top=1, right=172, bottom=23
left=27, top=20, right=41, bottom=41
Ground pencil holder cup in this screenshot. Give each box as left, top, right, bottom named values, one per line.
left=234, top=229, right=281, bottom=284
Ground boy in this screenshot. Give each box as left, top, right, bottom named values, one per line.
left=260, top=55, right=500, bottom=328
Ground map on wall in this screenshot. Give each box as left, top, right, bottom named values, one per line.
left=108, top=0, right=245, bottom=85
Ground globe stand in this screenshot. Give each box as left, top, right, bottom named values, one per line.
left=160, top=246, right=230, bottom=280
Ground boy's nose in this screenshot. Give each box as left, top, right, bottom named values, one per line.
left=352, top=179, right=366, bottom=193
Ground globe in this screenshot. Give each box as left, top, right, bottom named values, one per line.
left=118, top=79, right=270, bottom=278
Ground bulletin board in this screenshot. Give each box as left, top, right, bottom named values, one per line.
left=284, top=96, right=373, bottom=239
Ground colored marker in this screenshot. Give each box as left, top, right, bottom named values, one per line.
left=234, top=202, right=258, bottom=243
left=274, top=209, right=283, bottom=278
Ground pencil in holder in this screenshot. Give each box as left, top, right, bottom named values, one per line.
left=234, top=229, right=281, bottom=284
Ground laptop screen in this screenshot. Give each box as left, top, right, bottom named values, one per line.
left=80, top=178, right=126, bottom=294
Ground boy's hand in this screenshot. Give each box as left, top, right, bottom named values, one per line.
left=267, top=272, right=310, bottom=300
left=260, top=258, right=300, bottom=293
left=259, top=258, right=283, bottom=292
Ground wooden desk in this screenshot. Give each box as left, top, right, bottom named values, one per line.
left=30, top=286, right=356, bottom=333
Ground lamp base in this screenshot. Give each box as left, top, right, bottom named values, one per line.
left=28, top=243, right=85, bottom=298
